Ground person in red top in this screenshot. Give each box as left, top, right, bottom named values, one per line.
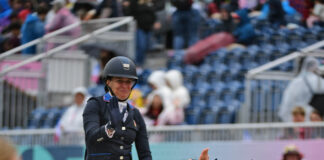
left=207, top=0, right=223, bottom=17
left=18, top=0, right=32, bottom=22
left=288, top=0, right=313, bottom=22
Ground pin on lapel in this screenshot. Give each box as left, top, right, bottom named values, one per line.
left=97, top=137, right=104, bottom=142
left=133, top=120, right=137, bottom=128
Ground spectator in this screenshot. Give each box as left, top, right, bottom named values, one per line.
left=18, top=0, right=33, bottom=22
left=9, top=0, right=23, bottom=14
left=0, top=0, right=11, bottom=18
left=72, top=0, right=96, bottom=20
left=239, top=0, right=258, bottom=10
left=292, top=106, right=305, bottom=123
left=278, top=57, right=324, bottom=122
left=21, top=5, right=48, bottom=54
left=95, top=0, right=121, bottom=18
left=310, top=109, right=323, bottom=122
left=128, top=85, right=145, bottom=108
left=232, top=9, right=255, bottom=45
left=282, top=0, right=302, bottom=24
left=310, top=109, right=324, bottom=138
left=123, top=0, right=157, bottom=67
left=216, top=4, right=255, bottom=45
left=0, top=0, right=13, bottom=33
left=142, top=70, right=173, bottom=126
left=87, top=47, right=117, bottom=97
left=229, top=0, right=239, bottom=12
left=281, top=106, right=306, bottom=139
left=94, top=49, right=117, bottom=84
left=142, top=90, right=164, bottom=126
left=164, top=69, right=190, bottom=125
left=257, top=0, right=300, bottom=24
left=151, top=0, right=167, bottom=50
left=58, top=87, right=88, bottom=133
left=282, top=144, right=303, bottom=160
left=2, top=21, right=21, bottom=51
left=289, top=0, right=313, bottom=22
left=291, top=106, right=308, bottom=139
left=0, top=37, right=11, bottom=53
left=268, top=0, right=287, bottom=27
left=218, top=4, right=235, bottom=33
left=0, top=137, right=21, bottom=160
left=306, top=0, right=324, bottom=28
left=84, top=0, right=121, bottom=20
left=171, top=0, right=201, bottom=50
left=45, top=0, right=81, bottom=49
left=207, top=0, right=223, bottom=18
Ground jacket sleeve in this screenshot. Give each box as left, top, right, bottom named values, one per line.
left=134, top=109, right=152, bottom=160
left=83, top=98, right=110, bottom=145
left=34, top=21, right=45, bottom=38
left=59, top=107, right=72, bottom=130
left=46, top=11, right=64, bottom=32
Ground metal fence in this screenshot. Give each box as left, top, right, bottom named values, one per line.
left=45, top=51, right=90, bottom=107
left=0, top=17, right=136, bottom=128
left=239, top=40, right=324, bottom=123
left=1, top=81, right=37, bottom=129
left=1, top=122, right=323, bottom=146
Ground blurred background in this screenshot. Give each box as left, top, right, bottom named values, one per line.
left=1, top=0, right=324, bottom=159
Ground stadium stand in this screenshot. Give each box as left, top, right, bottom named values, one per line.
left=1, top=1, right=324, bottom=159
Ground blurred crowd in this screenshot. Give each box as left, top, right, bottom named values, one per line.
left=1, top=0, right=324, bottom=64
left=1, top=0, right=324, bottom=128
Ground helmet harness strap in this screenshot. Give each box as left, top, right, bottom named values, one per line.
left=105, top=78, right=137, bottom=102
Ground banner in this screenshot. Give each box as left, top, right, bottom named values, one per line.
left=18, top=139, right=324, bottom=160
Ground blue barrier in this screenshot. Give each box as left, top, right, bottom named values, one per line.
left=18, top=140, right=324, bottom=160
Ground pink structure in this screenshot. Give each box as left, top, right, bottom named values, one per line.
left=0, top=60, right=43, bottom=93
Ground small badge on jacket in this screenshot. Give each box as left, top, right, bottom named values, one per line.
left=97, top=137, right=104, bottom=142
left=133, top=120, right=137, bottom=128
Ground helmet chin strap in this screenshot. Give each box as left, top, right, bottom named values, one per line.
left=105, top=78, right=137, bottom=102
left=106, top=85, right=130, bottom=102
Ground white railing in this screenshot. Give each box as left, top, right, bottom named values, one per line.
left=0, top=17, right=135, bottom=60
left=1, top=122, right=323, bottom=146
left=0, top=22, right=81, bottom=60
left=0, top=17, right=136, bottom=128
left=240, top=40, right=324, bottom=123
left=0, top=17, right=134, bottom=77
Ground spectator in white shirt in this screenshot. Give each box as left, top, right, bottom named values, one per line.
left=59, top=87, right=88, bottom=132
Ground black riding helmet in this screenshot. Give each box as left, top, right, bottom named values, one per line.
left=103, top=56, right=138, bottom=100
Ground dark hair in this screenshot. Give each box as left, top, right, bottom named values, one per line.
left=7, top=21, right=21, bottom=31
left=311, top=109, right=323, bottom=118
left=9, top=11, right=19, bottom=20
left=36, top=5, right=48, bottom=15
left=213, top=0, right=224, bottom=10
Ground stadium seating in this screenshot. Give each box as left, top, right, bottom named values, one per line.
left=28, top=108, right=46, bottom=128
left=42, top=107, right=63, bottom=128
left=164, top=23, right=324, bottom=124
left=27, top=107, right=67, bottom=129
left=24, top=20, right=324, bottom=127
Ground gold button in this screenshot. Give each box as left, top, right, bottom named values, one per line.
left=122, top=126, right=126, bottom=130
left=120, top=146, right=124, bottom=149
left=120, top=156, right=124, bottom=160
